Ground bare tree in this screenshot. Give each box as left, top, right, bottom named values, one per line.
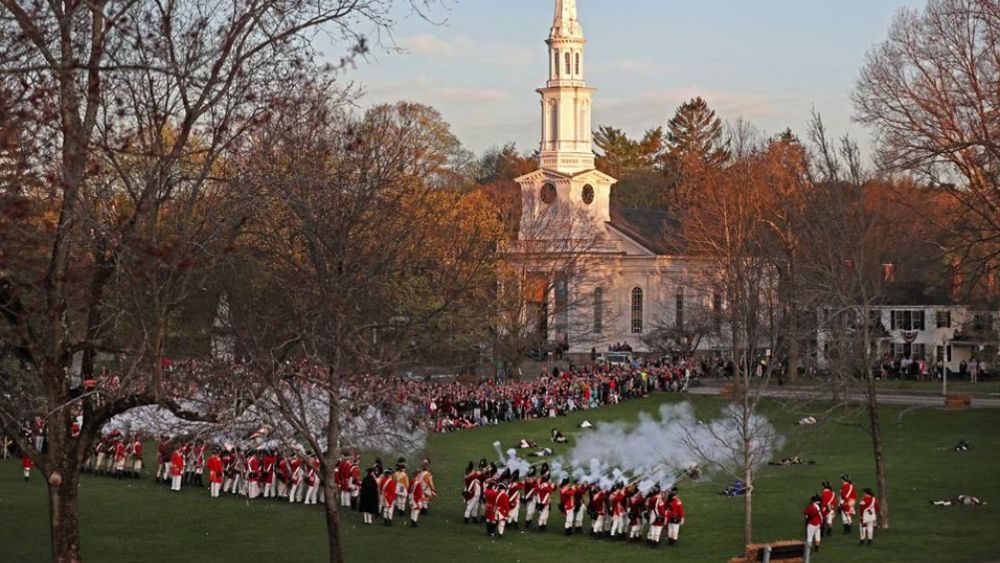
left=798, top=114, right=895, bottom=528
left=853, top=0, right=1000, bottom=293
left=228, top=97, right=502, bottom=562
left=0, top=2, right=419, bottom=560
left=681, top=123, right=786, bottom=545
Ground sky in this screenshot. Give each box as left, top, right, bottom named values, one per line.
left=319, top=0, right=927, bottom=156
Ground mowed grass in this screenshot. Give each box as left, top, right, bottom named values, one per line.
left=1, top=393, right=999, bottom=562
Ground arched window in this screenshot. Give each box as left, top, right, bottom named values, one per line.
left=541, top=183, right=557, bottom=204
left=631, top=287, right=643, bottom=334
left=593, top=287, right=603, bottom=333
left=565, top=52, right=572, bottom=76
left=575, top=52, right=581, bottom=75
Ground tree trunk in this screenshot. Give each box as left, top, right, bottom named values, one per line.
left=48, top=466, right=82, bottom=563
left=865, top=374, right=890, bottom=528
left=323, top=480, right=343, bottom=563
left=325, top=376, right=344, bottom=563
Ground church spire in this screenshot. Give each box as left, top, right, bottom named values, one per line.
left=539, top=0, right=594, bottom=174
left=551, top=0, right=582, bottom=39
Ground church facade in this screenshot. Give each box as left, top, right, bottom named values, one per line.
left=508, top=0, right=721, bottom=360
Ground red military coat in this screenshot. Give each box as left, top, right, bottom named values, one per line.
left=170, top=450, right=184, bottom=476
left=840, top=483, right=857, bottom=514
left=381, top=476, right=397, bottom=506
left=207, top=455, right=224, bottom=484
left=483, top=486, right=500, bottom=523
left=804, top=501, right=823, bottom=526
left=559, top=485, right=575, bottom=513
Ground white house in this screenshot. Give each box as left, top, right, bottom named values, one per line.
left=816, top=305, right=999, bottom=373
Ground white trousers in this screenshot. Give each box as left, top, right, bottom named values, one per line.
left=861, top=515, right=875, bottom=540
left=807, top=523, right=822, bottom=545
left=668, top=521, right=681, bottom=540
left=341, top=491, right=352, bottom=507
left=648, top=524, right=663, bottom=542
left=610, top=515, right=625, bottom=536
left=288, top=483, right=302, bottom=503
left=464, top=496, right=480, bottom=518
left=525, top=499, right=537, bottom=522
left=574, top=506, right=585, bottom=527
left=564, top=510, right=574, bottom=529
left=263, top=481, right=275, bottom=498
left=497, top=518, right=506, bottom=536
left=210, top=482, right=221, bottom=497
left=508, top=503, right=520, bottom=524
left=538, top=505, right=550, bottom=526
left=304, top=484, right=319, bottom=504
left=592, top=514, right=605, bottom=533
left=171, top=475, right=182, bottom=491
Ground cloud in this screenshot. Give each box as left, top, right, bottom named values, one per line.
left=396, top=33, right=534, bottom=68
left=433, top=87, right=512, bottom=103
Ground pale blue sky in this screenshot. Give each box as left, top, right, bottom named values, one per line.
left=321, top=0, right=926, bottom=155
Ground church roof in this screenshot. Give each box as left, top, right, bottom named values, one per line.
left=609, top=207, right=683, bottom=255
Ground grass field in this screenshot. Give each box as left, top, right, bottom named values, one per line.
left=2, top=393, right=999, bottom=562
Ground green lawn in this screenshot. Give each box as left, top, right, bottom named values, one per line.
left=2, top=394, right=999, bottom=562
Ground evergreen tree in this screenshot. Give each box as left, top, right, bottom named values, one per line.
left=666, top=97, right=729, bottom=168
left=593, top=125, right=665, bottom=177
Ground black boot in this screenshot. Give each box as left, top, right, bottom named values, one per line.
left=859, top=540, right=865, bottom=546
left=410, top=520, right=418, bottom=528
left=539, top=525, right=546, bottom=532
left=844, top=523, right=851, bottom=534
left=813, top=544, right=820, bottom=552
left=464, top=517, right=469, bottom=524
left=867, top=540, right=872, bottom=546
left=576, top=526, right=583, bottom=534
left=565, top=528, right=572, bottom=536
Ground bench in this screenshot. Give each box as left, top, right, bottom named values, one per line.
left=729, top=541, right=806, bottom=563
left=945, top=394, right=972, bottom=410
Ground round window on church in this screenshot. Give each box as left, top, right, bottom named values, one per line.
left=582, top=184, right=595, bottom=205
left=541, top=183, right=557, bottom=204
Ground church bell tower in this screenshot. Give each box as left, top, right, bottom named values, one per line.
left=516, top=0, right=616, bottom=232
left=539, top=0, right=595, bottom=174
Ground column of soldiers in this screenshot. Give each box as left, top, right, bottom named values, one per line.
left=81, top=433, right=144, bottom=478
left=462, top=459, right=686, bottom=548
left=803, top=474, right=879, bottom=551
left=79, top=435, right=439, bottom=527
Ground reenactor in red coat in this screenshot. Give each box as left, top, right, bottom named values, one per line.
left=627, top=487, right=646, bottom=541
left=559, top=479, right=576, bottom=535
left=590, top=487, right=608, bottom=537
left=819, top=481, right=836, bottom=536
left=337, top=452, right=354, bottom=508
left=609, top=484, right=629, bottom=538
left=169, top=449, right=184, bottom=491
left=839, top=474, right=858, bottom=534
left=483, top=480, right=500, bottom=536
left=523, top=467, right=539, bottom=528
left=463, top=462, right=483, bottom=524
left=495, top=483, right=511, bottom=538
left=666, top=487, right=685, bottom=546
left=408, top=473, right=425, bottom=527
left=804, top=494, right=823, bottom=551
left=572, top=482, right=589, bottom=532
left=131, top=437, right=143, bottom=478
left=859, top=487, right=878, bottom=546
left=21, top=453, right=32, bottom=481
left=647, top=491, right=668, bottom=547
left=507, top=471, right=523, bottom=529
left=380, top=470, right=397, bottom=525
left=207, top=451, right=224, bottom=497
left=535, top=475, right=555, bottom=531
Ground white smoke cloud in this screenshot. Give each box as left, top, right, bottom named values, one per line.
left=556, top=402, right=784, bottom=494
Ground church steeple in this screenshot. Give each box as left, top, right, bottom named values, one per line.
left=551, top=0, right=582, bottom=40
left=539, top=0, right=594, bottom=174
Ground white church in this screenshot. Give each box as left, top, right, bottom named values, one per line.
left=507, top=0, right=720, bottom=361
